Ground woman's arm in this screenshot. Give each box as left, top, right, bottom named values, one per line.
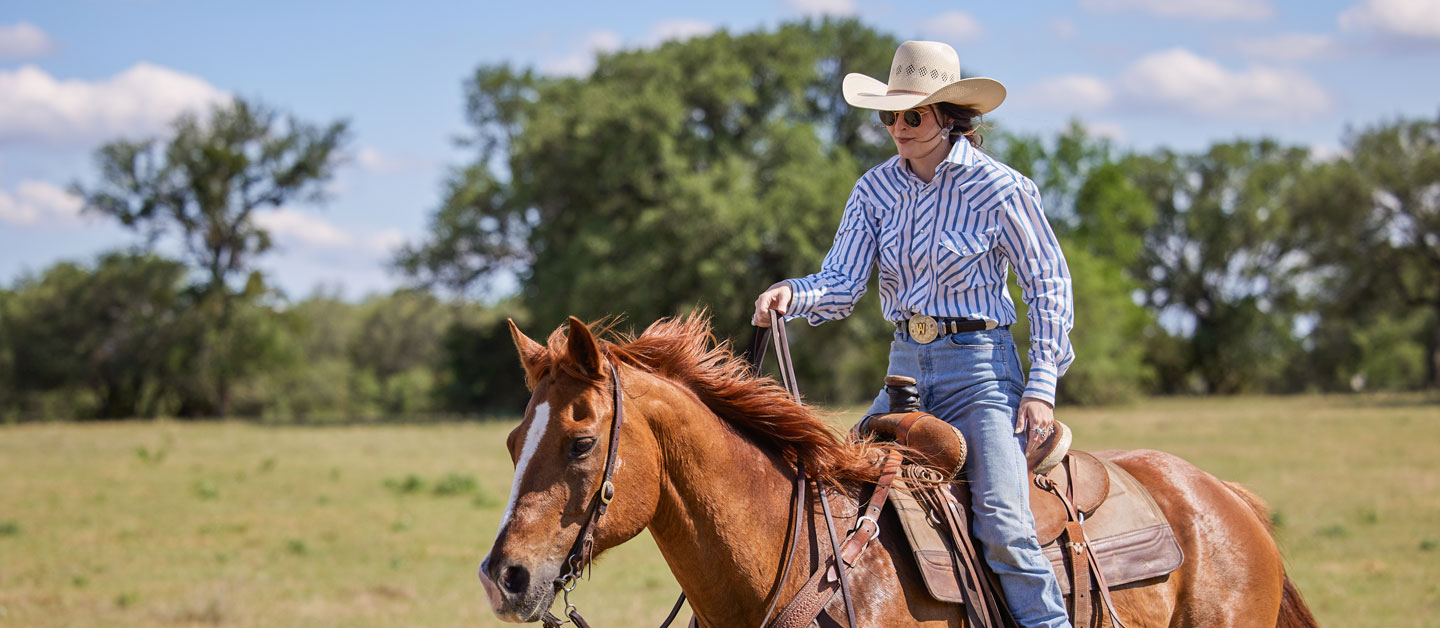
left=755, top=184, right=879, bottom=326
left=996, top=178, right=1076, bottom=406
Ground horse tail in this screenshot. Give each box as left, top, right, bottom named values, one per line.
left=1276, top=574, right=1319, bottom=628
left=1222, top=481, right=1321, bottom=628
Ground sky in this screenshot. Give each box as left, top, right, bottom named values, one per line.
left=1, top=0, right=1437, bottom=301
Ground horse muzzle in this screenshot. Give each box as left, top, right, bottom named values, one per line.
left=479, top=554, right=560, bottom=623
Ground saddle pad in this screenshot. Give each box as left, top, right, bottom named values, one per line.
left=890, top=478, right=967, bottom=603
left=891, top=456, right=1184, bottom=605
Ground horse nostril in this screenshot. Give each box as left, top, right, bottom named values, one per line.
left=500, top=564, right=530, bottom=595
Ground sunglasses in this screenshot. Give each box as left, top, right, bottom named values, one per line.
left=877, top=108, right=931, bottom=127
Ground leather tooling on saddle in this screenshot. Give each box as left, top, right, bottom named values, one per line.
left=854, top=376, right=1184, bottom=627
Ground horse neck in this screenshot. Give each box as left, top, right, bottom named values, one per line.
left=638, top=374, right=807, bottom=627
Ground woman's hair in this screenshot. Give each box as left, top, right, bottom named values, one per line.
left=931, top=102, right=985, bottom=149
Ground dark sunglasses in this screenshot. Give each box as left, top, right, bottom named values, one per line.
left=878, top=108, right=931, bottom=127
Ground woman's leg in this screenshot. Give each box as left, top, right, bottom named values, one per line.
left=920, top=329, right=1071, bottom=628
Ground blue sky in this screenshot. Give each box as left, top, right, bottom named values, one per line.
left=2, top=0, right=1437, bottom=300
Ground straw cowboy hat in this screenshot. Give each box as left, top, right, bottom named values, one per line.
left=842, top=40, right=1006, bottom=114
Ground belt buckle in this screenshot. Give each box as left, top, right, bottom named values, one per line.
left=907, top=314, right=939, bottom=344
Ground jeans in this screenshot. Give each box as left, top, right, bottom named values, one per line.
left=865, top=327, right=1071, bottom=628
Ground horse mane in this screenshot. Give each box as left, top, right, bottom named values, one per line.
left=536, top=311, right=886, bottom=484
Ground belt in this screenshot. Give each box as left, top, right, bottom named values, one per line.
left=895, top=314, right=999, bottom=344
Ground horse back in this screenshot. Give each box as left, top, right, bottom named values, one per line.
left=1098, top=449, right=1288, bottom=627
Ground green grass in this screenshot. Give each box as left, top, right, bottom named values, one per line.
left=0, top=394, right=1436, bottom=626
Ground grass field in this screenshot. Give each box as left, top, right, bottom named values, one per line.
left=1, top=394, right=1437, bottom=627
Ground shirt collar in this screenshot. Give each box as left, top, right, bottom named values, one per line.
left=944, top=138, right=979, bottom=170
left=887, top=140, right=978, bottom=179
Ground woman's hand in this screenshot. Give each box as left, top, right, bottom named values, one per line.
left=1016, top=397, right=1055, bottom=454
left=752, top=281, right=793, bottom=327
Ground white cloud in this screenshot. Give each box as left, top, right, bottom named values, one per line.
left=1340, top=0, right=1440, bottom=41
left=0, top=63, right=228, bottom=147
left=1309, top=142, right=1348, bottom=162
left=1232, top=33, right=1337, bottom=61
left=366, top=229, right=407, bottom=254
left=929, top=11, right=983, bottom=43
left=541, top=30, right=623, bottom=77
left=649, top=19, right=716, bottom=44
left=0, top=180, right=85, bottom=227
left=356, top=147, right=434, bottom=174
left=786, top=0, right=856, bottom=17
left=254, top=208, right=352, bottom=248
left=1022, top=48, right=1329, bottom=121
left=1023, top=75, right=1116, bottom=111
left=0, top=23, right=58, bottom=59
left=1081, top=0, right=1274, bottom=21
left=1050, top=18, right=1078, bottom=40
left=540, top=19, right=717, bottom=77
left=1088, top=122, right=1127, bottom=141
left=1118, top=48, right=1330, bottom=119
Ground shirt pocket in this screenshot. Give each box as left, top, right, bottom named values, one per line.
left=936, top=228, right=1001, bottom=289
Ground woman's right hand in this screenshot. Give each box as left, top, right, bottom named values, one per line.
left=752, top=281, right=793, bottom=327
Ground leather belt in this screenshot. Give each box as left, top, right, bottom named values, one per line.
left=896, top=315, right=999, bottom=344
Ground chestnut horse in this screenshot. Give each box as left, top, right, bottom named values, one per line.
left=480, top=314, right=1317, bottom=627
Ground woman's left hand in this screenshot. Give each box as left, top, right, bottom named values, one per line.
left=1016, top=397, right=1055, bottom=454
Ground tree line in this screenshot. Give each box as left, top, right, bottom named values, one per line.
left=1, top=18, right=1436, bottom=421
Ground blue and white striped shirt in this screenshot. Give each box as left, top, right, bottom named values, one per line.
left=785, top=139, right=1075, bottom=404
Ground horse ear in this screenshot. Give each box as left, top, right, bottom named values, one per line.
left=508, top=318, right=546, bottom=387
left=566, top=316, right=606, bottom=380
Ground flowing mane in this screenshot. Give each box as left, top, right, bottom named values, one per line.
left=534, top=312, right=885, bottom=483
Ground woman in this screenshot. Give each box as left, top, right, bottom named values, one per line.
left=752, top=40, right=1075, bottom=628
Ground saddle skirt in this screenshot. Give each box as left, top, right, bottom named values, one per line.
left=890, top=454, right=1184, bottom=604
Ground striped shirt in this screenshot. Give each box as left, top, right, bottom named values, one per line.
left=785, top=139, right=1075, bottom=404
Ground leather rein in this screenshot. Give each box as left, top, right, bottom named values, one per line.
left=539, top=312, right=890, bottom=628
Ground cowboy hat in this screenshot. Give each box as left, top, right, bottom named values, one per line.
left=842, top=40, right=1006, bottom=114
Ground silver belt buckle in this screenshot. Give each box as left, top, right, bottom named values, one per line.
left=907, top=314, right=940, bottom=344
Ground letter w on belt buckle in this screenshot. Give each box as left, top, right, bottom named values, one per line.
left=908, top=314, right=940, bottom=344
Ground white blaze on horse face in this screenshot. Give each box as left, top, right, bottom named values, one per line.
left=496, top=401, right=551, bottom=539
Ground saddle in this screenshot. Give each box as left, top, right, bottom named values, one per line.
left=855, top=378, right=1184, bottom=628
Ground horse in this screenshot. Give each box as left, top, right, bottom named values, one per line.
left=479, top=313, right=1318, bottom=627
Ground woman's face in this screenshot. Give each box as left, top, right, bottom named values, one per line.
left=885, top=106, right=949, bottom=161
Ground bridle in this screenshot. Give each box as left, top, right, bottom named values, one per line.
left=537, top=312, right=876, bottom=628
left=541, top=361, right=690, bottom=628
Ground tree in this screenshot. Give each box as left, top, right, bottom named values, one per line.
left=0, top=252, right=189, bottom=419
left=1293, top=114, right=1440, bottom=389
left=1123, top=141, right=1312, bottom=393
left=399, top=19, right=907, bottom=406
left=72, top=97, right=350, bottom=416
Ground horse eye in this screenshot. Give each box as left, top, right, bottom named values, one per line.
left=570, top=437, right=597, bottom=458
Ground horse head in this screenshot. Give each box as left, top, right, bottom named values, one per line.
left=479, top=317, right=661, bottom=623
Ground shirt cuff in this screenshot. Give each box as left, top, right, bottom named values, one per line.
left=784, top=278, right=818, bottom=319
left=1023, top=362, right=1058, bottom=406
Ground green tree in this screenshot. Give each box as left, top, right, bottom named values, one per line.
left=399, top=19, right=907, bottom=406
left=1123, top=140, right=1311, bottom=393
left=0, top=252, right=189, bottom=419
left=72, top=97, right=350, bottom=416
left=1293, top=114, right=1440, bottom=389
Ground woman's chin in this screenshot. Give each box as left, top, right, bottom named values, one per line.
left=895, top=140, right=940, bottom=161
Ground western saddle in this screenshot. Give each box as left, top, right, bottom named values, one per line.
left=851, top=376, right=1184, bottom=628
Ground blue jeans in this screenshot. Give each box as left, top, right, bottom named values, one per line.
left=865, top=327, right=1071, bottom=628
